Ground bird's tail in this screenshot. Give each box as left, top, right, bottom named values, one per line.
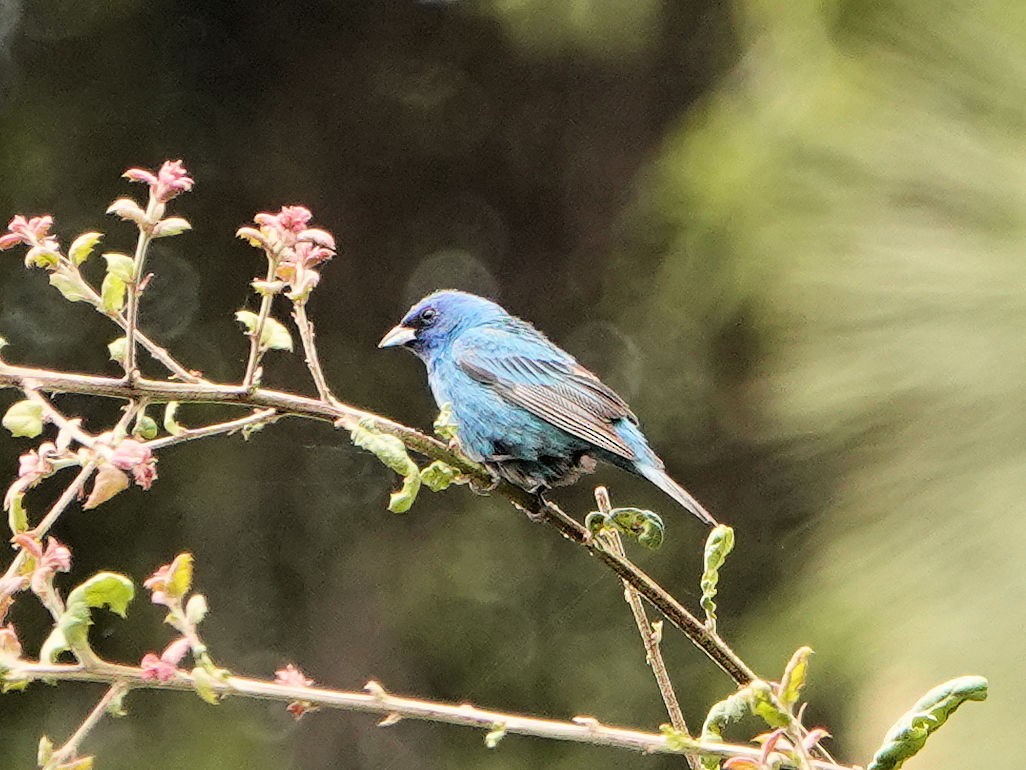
left=635, top=463, right=718, bottom=527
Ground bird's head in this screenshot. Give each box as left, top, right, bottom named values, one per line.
left=378, top=290, right=508, bottom=360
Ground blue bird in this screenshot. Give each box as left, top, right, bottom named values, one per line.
left=379, top=290, right=716, bottom=526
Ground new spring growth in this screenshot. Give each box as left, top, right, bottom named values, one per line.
left=237, top=205, right=336, bottom=303
left=275, top=664, right=317, bottom=719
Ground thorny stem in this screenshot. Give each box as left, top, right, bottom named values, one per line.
left=293, top=302, right=335, bottom=404
left=0, top=462, right=98, bottom=612
left=23, top=389, right=95, bottom=447
left=123, top=197, right=159, bottom=380
left=73, top=278, right=201, bottom=383
left=145, top=408, right=279, bottom=451
left=46, top=681, right=128, bottom=769
left=241, top=252, right=280, bottom=390
left=0, top=362, right=757, bottom=686
left=594, top=486, right=699, bottom=770
left=8, top=663, right=854, bottom=770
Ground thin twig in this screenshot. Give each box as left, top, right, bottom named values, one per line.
left=9, top=663, right=854, bottom=770
left=145, top=408, right=279, bottom=451
left=75, top=280, right=201, bottom=382
left=22, top=388, right=96, bottom=447
left=0, top=362, right=756, bottom=686
left=241, top=256, right=280, bottom=390
left=293, top=301, right=335, bottom=403
left=0, top=461, right=98, bottom=610
left=594, top=486, right=700, bottom=770
left=123, top=198, right=158, bottom=380
left=46, top=682, right=128, bottom=769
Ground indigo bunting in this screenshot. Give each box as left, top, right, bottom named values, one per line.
left=379, top=290, right=716, bottom=526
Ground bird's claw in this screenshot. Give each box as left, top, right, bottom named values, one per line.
left=468, top=467, right=501, bottom=495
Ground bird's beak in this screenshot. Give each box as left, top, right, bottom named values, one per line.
left=378, top=324, right=417, bottom=348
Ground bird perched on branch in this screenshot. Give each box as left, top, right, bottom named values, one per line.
left=379, top=290, right=716, bottom=526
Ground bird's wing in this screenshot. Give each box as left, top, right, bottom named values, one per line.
left=454, top=331, right=638, bottom=461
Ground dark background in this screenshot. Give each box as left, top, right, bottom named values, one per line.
left=0, top=1, right=1019, bottom=768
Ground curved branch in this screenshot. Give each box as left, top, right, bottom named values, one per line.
left=0, top=362, right=755, bottom=685
left=12, top=662, right=846, bottom=769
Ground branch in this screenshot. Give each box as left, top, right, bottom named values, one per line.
left=122, top=199, right=159, bottom=380
left=292, top=301, right=335, bottom=404
left=10, top=662, right=850, bottom=769
left=594, top=486, right=699, bottom=770
left=44, top=682, right=127, bottom=769
left=0, top=362, right=756, bottom=685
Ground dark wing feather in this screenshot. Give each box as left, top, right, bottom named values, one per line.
left=457, top=349, right=638, bottom=461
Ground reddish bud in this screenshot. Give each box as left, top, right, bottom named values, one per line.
left=160, top=637, right=191, bottom=666
left=275, top=663, right=314, bottom=689
left=41, top=537, right=71, bottom=573
left=140, top=652, right=178, bottom=682
left=110, top=438, right=158, bottom=490
left=0, top=624, right=22, bottom=660
left=124, top=160, right=194, bottom=204
left=2, top=215, right=56, bottom=250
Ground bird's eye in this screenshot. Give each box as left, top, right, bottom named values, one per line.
left=420, top=307, right=438, bottom=325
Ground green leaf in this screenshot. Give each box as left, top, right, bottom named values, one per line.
left=102, top=252, right=136, bottom=282
left=234, top=311, right=293, bottom=352
left=700, top=525, right=735, bottom=632
left=609, top=507, right=665, bottom=550
left=3, top=400, right=44, bottom=438
left=48, top=272, right=89, bottom=302
left=420, top=460, right=461, bottom=492
left=133, top=413, right=159, bottom=440
left=484, top=723, right=507, bottom=749
left=107, top=337, right=127, bottom=365
left=152, top=217, right=192, bottom=238
left=7, top=491, right=27, bottom=535
left=41, top=572, right=135, bottom=663
left=24, top=247, right=60, bottom=269
left=433, top=403, right=459, bottom=441
left=778, top=646, right=814, bottom=710
left=868, top=676, right=988, bottom=770
left=659, top=724, right=695, bottom=752
left=584, top=511, right=608, bottom=536
left=163, top=402, right=185, bottom=436
left=700, top=687, right=755, bottom=770
left=107, top=688, right=128, bottom=717
left=350, top=420, right=421, bottom=513
left=68, top=572, right=135, bottom=618
left=100, top=272, right=127, bottom=313
left=749, top=679, right=790, bottom=728
left=191, top=666, right=221, bottom=705
left=37, top=735, right=53, bottom=766
left=68, top=232, right=102, bottom=265
left=164, top=553, right=194, bottom=600
left=63, top=756, right=95, bottom=770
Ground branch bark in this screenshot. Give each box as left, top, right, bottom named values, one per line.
left=0, top=362, right=756, bottom=686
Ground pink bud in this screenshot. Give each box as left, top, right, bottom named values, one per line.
left=11, top=533, right=43, bottom=560
left=111, top=439, right=151, bottom=469
left=0, top=624, right=22, bottom=660
left=275, top=663, right=314, bottom=689
left=160, top=636, right=191, bottom=666
left=41, top=537, right=71, bottom=573
left=123, top=169, right=159, bottom=186
left=140, top=652, right=179, bottom=682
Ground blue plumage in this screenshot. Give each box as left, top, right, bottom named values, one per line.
left=379, top=290, right=716, bottom=526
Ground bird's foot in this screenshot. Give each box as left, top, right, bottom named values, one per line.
left=523, top=490, right=549, bottom=523
left=468, top=466, right=501, bottom=495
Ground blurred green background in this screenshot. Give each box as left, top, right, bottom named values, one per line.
left=0, top=1, right=1018, bottom=768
